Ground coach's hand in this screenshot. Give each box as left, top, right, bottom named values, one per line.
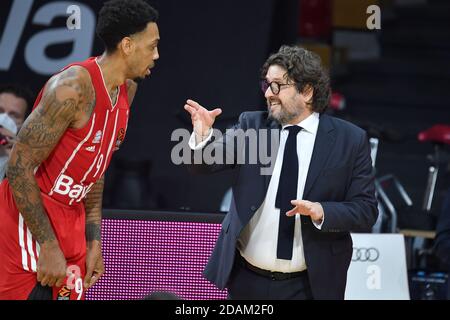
left=184, top=99, right=222, bottom=141
left=84, top=240, right=104, bottom=289
left=37, top=240, right=67, bottom=287
left=287, top=200, right=324, bottom=225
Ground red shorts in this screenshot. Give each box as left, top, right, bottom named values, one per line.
left=0, top=179, right=86, bottom=300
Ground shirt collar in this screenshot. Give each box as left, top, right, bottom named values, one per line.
left=282, top=112, right=319, bottom=135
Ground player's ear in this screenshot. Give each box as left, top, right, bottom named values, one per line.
left=120, top=37, right=134, bottom=56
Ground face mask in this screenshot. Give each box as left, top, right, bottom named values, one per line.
left=0, top=113, right=18, bottom=135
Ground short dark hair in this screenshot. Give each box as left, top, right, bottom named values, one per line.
left=261, top=45, right=331, bottom=113
left=96, top=0, right=159, bottom=53
left=0, top=83, right=34, bottom=115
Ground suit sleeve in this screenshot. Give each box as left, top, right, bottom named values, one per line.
left=319, top=132, right=378, bottom=232
left=187, top=112, right=248, bottom=174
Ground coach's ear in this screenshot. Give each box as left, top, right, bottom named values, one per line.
left=301, top=84, right=314, bottom=108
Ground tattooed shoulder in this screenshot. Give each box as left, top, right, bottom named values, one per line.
left=17, top=66, right=95, bottom=148
left=50, top=66, right=96, bottom=119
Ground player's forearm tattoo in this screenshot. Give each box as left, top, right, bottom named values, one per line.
left=7, top=149, right=56, bottom=244
left=7, top=67, right=93, bottom=245
left=86, top=223, right=102, bottom=242
left=84, top=177, right=104, bottom=242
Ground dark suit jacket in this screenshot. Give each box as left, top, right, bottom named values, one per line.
left=189, top=111, right=378, bottom=299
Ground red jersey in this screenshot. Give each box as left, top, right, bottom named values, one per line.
left=34, top=57, right=130, bottom=206
left=0, top=57, right=131, bottom=300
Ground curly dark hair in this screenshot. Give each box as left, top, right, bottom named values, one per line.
left=96, top=0, right=159, bottom=53
left=261, top=45, right=331, bottom=113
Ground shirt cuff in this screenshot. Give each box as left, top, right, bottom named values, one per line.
left=312, top=214, right=324, bottom=230
left=188, top=129, right=213, bottom=150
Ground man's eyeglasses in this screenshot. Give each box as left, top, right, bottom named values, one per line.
left=260, top=80, right=295, bottom=95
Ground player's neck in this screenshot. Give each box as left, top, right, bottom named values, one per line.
left=96, top=52, right=127, bottom=92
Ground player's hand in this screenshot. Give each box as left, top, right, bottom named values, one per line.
left=286, top=200, right=324, bottom=224
left=84, top=240, right=105, bottom=289
left=184, top=99, right=222, bottom=138
left=37, top=240, right=67, bottom=288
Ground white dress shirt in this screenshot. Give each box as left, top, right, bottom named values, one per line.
left=189, top=112, right=322, bottom=272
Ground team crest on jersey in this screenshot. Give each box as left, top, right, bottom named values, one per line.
left=85, top=145, right=96, bottom=153
left=57, top=286, right=72, bottom=300
left=92, top=130, right=102, bottom=144
left=115, top=128, right=125, bottom=150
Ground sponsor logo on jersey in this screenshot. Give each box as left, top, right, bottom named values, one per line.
left=85, top=145, right=96, bottom=152
left=92, top=130, right=102, bottom=144
left=115, top=128, right=125, bottom=150
left=57, top=286, right=71, bottom=300
left=53, top=174, right=94, bottom=201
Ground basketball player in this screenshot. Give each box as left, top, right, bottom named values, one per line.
left=0, top=0, right=159, bottom=300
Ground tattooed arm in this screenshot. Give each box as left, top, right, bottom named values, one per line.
left=7, top=66, right=95, bottom=287
left=84, top=177, right=104, bottom=242
left=83, top=177, right=105, bottom=288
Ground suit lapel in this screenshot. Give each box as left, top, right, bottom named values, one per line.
left=303, top=114, right=336, bottom=199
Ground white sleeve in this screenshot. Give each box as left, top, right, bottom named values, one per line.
left=312, top=213, right=325, bottom=230
left=188, top=129, right=214, bottom=150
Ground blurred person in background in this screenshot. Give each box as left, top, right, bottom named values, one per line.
left=0, top=84, right=33, bottom=181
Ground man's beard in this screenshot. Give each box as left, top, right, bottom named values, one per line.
left=132, top=72, right=150, bottom=83
left=133, top=76, right=145, bottom=83
left=268, top=103, right=301, bottom=125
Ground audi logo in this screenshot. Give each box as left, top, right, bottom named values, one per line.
left=352, top=247, right=380, bottom=262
